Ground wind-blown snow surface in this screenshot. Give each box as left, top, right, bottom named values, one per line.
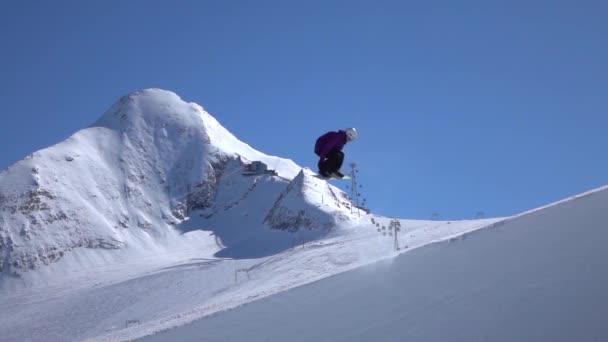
left=142, top=185, right=608, bottom=342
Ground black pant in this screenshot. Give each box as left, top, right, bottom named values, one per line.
left=318, top=150, right=344, bottom=175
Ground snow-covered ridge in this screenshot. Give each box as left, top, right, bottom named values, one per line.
left=441, top=184, right=608, bottom=245
left=265, top=169, right=353, bottom=231
left=0, top=89, right=340, bottom=279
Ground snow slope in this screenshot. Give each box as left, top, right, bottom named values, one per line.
left=1, top=215, right=501, bottom=342
left=140, top=185, right=608, bottom=342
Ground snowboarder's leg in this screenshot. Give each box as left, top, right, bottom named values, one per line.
left=326, top=150, right=344, bottom=174
left=328, top=151, right=345, bottom=178
left=318, top=158, right=331, bottom=177
left=318, top=150, right=345, bottom=178
left=334, top=150, right=344, bottom=170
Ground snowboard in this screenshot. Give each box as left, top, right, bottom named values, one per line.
left=313, top=173, right=351, bottom=180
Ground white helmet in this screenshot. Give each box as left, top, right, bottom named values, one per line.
left=345, top=127, right=357, bottom=141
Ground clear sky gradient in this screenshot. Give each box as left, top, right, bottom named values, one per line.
left=1, top=1, right=606, bottom=219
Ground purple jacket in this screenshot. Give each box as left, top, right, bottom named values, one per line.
left=314, top=130, right=347, bottom=158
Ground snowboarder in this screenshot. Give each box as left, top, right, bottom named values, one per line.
left=314, top=128, right=357, bottom=178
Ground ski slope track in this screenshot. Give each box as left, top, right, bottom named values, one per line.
left=0, top=89, right=605, bottom=341
left=142, top=185, right=608, bottom=342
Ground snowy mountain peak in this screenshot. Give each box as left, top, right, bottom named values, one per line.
left=0, top=89, right=319, bottom=278
left=93, top=89, right=253, bottom=159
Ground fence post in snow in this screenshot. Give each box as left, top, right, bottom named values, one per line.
left=235, top=268, right=250, bottom=283
left=349, top=163, right=361, bottom=217
left=125, top=319, right=140, bottom=328
left=390, top=219, right=401, bottom=251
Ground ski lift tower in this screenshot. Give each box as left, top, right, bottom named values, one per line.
left=349, top=163, right=361, bottom=217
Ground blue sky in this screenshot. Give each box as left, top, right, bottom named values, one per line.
left=1, top=1, right=606, bottom=219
